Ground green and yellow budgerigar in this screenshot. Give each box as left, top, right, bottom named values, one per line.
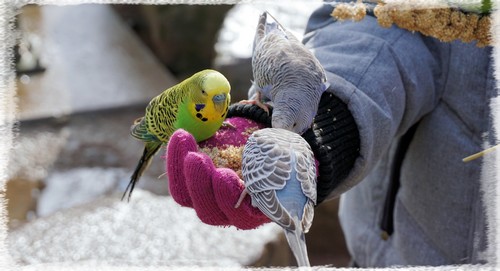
left=123, top=69, right=231, bottom=201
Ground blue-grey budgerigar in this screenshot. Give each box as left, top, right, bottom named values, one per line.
left=242, top=11, right=329, bottom=134
left=235, top=128, right=317, bottom=267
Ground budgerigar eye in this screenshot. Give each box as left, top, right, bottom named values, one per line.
left=201, top=89, right=206, bottom=94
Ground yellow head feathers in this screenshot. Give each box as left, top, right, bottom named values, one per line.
left=200, top=69, right=231, bottom=96
left=188, top=69, right=231, bottom=118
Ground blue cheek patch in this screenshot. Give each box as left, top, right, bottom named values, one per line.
left=195, top=104, right=205, bottom=112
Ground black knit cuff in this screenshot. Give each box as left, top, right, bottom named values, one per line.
left=227, top=92, right=360, bottom=205
left=302, top=92, right=360, bottom=204
left=227, top=103, right=273, bottom=127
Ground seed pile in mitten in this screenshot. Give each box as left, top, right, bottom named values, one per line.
left=199, top=126, right=260, bottom=179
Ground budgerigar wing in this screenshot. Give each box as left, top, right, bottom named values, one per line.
left=242, top=128, right=314, bottom=230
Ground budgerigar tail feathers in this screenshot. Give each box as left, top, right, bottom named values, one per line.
left=284, top=215, right=311, bottom=267
left=263, top=11, right=288, bottom=35
left=122, top=141, right=162, bottom=201
left=253, top=12, right=267, bottom=52
left=253, top=12, right=291, bottom=52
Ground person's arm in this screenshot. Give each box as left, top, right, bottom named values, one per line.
left=303, top=5, right=448, bottom=200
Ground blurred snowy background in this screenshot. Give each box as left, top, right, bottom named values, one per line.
left=6, top=2, right=350, bottom=268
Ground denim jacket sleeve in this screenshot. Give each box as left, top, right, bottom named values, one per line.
left=302, top=4, right=448, bottom=199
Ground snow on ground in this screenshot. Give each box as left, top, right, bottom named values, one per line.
left=36, top=167, right=130, bottom=217
left=10, top=190, right=282, bottom=267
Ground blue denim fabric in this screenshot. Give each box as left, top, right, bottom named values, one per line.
left=303, top=4, right=494, bottom=266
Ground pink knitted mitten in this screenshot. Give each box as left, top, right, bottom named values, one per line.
left=166, top=117, right=270, bottom=230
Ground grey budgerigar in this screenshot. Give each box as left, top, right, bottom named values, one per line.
left=235, top=128, right=317, bottom=267
left=243, top=11, right=329, bottom=134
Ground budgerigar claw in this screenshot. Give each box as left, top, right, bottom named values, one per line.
left=222, top=121, right=237, bottom=129
left=234, top=188, right=248, bottom=208
left=239, top=99, right=270, bottom=115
